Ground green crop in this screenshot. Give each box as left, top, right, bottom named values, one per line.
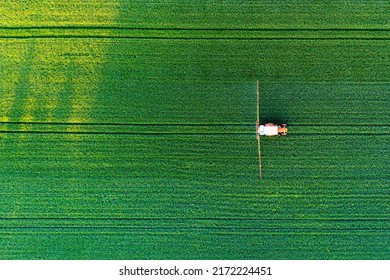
left=0, top=1, right=389, bottom=260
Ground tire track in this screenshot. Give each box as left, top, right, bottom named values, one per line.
left=1, top=26, right=390, bottom=40
left=0, top=122, right=387, bottom=136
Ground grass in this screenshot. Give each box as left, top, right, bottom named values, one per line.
left=0, top=1, right=389, bottom=259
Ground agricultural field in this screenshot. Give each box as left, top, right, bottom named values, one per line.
left=0, top=1, right=389, bottom=259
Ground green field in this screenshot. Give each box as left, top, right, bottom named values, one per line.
left=0, top=1, right=389, bottom=259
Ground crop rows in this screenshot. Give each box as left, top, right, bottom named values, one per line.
left=0, top=1, right=389, bottom=259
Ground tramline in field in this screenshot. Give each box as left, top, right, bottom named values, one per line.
left=255, top=80, right=288, bottom=179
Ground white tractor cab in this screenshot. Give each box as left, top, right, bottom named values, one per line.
left=257, top=123, right=288, bottom=136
